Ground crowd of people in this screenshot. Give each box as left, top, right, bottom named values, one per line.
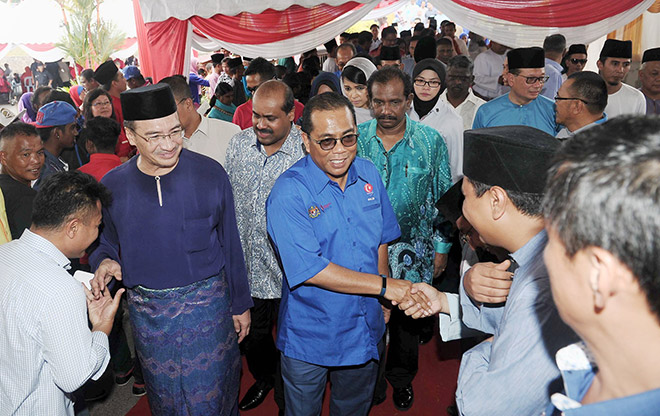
left=0, top=11, right=659, bottom=416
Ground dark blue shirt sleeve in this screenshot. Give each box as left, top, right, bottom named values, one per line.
left=266, top=181, right=330, bottom=289
left=189, top=72, right=210, bottom=87
left=89, top=204, right=121, bottom=272
left=218, top=173, right=253, bottom=315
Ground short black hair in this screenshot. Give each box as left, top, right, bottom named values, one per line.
left=44, top=89, right=76, bottom=108
left=367, top=66, right=412, bottom=100
left=543, top=116, right=660, bottom=319
left=543, top=34, right=567, bottom=54
left=341, top=65, right=368, bottom=85
left=244, top=57, right=276, bottom=81
left=0, top=122, right=39, bottom=146
left=436, top=37, right=452, bottom=47
left=349, top=33, right=359, bottom=41
left=370, top=24, right=379, bottom=30
left=468, top=176, right=543, bottom=217
left=80, top=116, right=120, bottom=153
left=255, top=80, right=295, bottom=114
left=566, top=71, right=608, bottom=115
left=32, top=86, right=52, bottom=109
left=31, top=170, right=112, bottom=229
left=301, top=92, right=356, bottom=135
left=159, top=75, right=192, bottom=101
left=81, top=69, right=95, bottom=82
left=447, top=55, right=474, bottom=74
left=444, top=21, right=456, bottom=29
left=340, top=32, right=351, bottom=39
left=413, top=22, right=425, bottom=33
left=381, top=26, right=397, bottom=39
left=358, top=31, right=373, bottom=49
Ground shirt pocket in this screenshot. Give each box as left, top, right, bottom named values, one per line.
left=184, top=216, right=213, bottom=252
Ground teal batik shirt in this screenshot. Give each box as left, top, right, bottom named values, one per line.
left=357, top=115, right=452, bottom=284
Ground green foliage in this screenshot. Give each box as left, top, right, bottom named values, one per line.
left=55, top=0, right=125, bottom=68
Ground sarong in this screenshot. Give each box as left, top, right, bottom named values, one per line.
left=127, top=271, right=239, bottom=416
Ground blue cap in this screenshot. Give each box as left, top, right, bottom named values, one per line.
left=122, top=65, right=142, bottom=81
left=34, top=101, right=78, bottom=128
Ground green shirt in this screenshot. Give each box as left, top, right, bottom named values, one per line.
left=357, top=115, right=452, bottom=283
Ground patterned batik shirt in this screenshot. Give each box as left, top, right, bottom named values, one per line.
left=224, top=125, right=306, bottom=299
left=357, top=115, right=452, bottom=284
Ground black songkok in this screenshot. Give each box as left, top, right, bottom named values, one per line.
left=566, top=44, right=587, bottom=56
left=227, top=57, right=243, bottom=70
left=507, top=47, right=545, bottom=70
left=599, top=39, right=632, bottom=59
left=436, top=179, right=464, bottom=224
left=94, top=60, right=119, bottom=85
left=463, top=126, right=560, bottom=194
left=380, top=46, right=401, bottom=61
left=642, top=47, right=660, bottom=63
left=414, top=36, right=437, bottom=63
left=120, top=84, right=177, bottom=121
left=211, top=53, right=224, bottom=64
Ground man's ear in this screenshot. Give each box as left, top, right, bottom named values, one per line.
left=125, top=127, right=137, bottom=147
left=587, top=245, right=637, bottom=311
left=488, top=186, right=508, bottom=221
left=64, top=217, right=80, bottom=240
left=301, top=131, right=311, bottom=154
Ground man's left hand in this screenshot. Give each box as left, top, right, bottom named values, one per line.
left=434, top=252, right=449, bottom=278
left=232, top=310, right=251, bottom=343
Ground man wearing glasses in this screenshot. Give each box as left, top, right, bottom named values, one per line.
left=89, top=84, right=253, bottom=415
left=357, top=66, right=452, bottom=411
left=267, top=92, right=427, bottom=416
left=555, top=71, right=608, bottom=139
left=473, top=47, right=557, bottom=136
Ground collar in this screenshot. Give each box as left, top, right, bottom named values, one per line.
left=570, top=114, right=608, bottom=135
left=19, top=229, right=71, bottom=270
left=251, top=123, right=301, bottom=156
left=89, top=153, right=121, bottom=163
left=510, top=229, right=547, bottom=272
left=546, top=58, right=563, bottom=71
left=439, top=89, right=480, bottom=107
left=305, top=154, right=360, bottom=195
left=363, top=114, right=416, bottom=149
left=188, top=114, right=208, bottom=139
left=44, top=149, right=67, bottom=169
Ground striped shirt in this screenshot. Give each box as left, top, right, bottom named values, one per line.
left=0, top=230, right=110, bottom=415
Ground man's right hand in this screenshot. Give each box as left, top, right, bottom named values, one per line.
left=399, top=283, right=448, bottom=319
left=463, top=260, right=513, bottom=304
left=385, top=278, right=433, bottom=314
left=91, top=258, right=122, bottom=299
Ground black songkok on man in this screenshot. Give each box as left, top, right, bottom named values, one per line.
left=211, top=53, right=224, bottom=64
left=380, top=46, right=401, bottom=61
left=566, top=44, right=587, bottom=57
left=120, top=83, right=177, bottom=121
left=227, top=57, right=243, bottom=71
left=414, top=36, right=437, bottom=62
left=463, top=126, right=560, bottom=194
left=436, top=179, right=464, bottom=224
left=507, top=47, right=545, bottom=70
left=94, top=60, right=119, bottom=85
left=599, top=39, right=632, bottom=59
left=642, top=47, right=660, bottom=64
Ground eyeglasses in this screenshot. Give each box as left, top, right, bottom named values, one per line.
left=569, top=58, right=588, bottom=65
left=128, top=127, right=185, bottom=144
left=312, top=133, right=359, bottom=151
left=413, top=78, right=442, bottom=88
left=513, top=74, right=550, bottom=84
left=247, top=85, right=259, bottom=94
left=92, top=100, right=111, bottom=107
left=554, top=95, right=591, bottom=105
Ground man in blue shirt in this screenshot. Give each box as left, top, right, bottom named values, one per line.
left=541, top=34, right=565, bottom=100
left=473, top=47, right=557, bottom=136
left=267, top=92, right=429, bottom=416
left=543, top=116, right=660, bottom=415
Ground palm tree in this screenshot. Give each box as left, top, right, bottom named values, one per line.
left=56, top=0, right=125, bottom=70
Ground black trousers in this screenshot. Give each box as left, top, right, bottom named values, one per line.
left=240, top=297, right=284, bottom=409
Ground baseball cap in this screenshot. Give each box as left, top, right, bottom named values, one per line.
left=122, top=65, right=142, bottom=81
left=34, top=101, right=78, bottom=128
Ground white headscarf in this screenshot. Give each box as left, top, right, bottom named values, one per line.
left=340, top=57, right=378, bottom=124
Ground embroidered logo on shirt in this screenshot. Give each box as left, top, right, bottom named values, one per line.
left=308, top=206, right=320, bottom=218
left=320, top=203, right=331, bottom=211
left=364, top=183, right=373, bottom=194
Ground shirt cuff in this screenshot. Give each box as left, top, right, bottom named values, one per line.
left=90, top=331, right=110, bottom=381
left=434, top=240, right=452, bottom=254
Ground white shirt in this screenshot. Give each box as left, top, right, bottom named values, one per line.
left=409, top=99, right=465, bottom=183
left=604, top=82, right=646, bottom=118
left=439, top=89, right=486, bottom=131
left=183, top=115, right=241, bottom=167
left=0, top=230, right=110, bottom=415
left=322, top=57, right=338, bottom=73
left=473, top=49, right=510, bottom=100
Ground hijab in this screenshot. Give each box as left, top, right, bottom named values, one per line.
left=18, top=92, right=36, bottom=122
left=412, top=58, right=446, bottom=119
left=310, top=71, right=341, bottom=98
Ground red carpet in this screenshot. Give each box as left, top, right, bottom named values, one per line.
left=127, top=331, right=462, bottom=416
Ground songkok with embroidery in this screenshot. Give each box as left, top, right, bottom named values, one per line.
left=120, top=84, right=177, bottom=121
left=507, top=47, right=545, bottom=70
left=463, top=126, right=560, bottom=194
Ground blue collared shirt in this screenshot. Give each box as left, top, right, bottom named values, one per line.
left=456, top=230, right=579, bottom=415
left=541, top=58, right=564, bottom=100
left=33, top=150, right=68, bottom=190
left=472, top=93, right=558, bottom=136
left=266, top=155, right=400, bottom=367
left=544, top=342, right=660, bottom=415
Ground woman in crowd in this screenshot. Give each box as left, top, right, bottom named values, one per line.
left=207, top=82, right=236, bottom=122
left=83, top=88, right=131, bottom=160
left=309, top=71, right=340, bottom=98
left=340, top=56, right=377, bottom=124
left=409, top=58, right=464, bottom=182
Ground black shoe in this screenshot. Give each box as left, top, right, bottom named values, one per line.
left=132, top=382, right=146, bottom=397
left=372, top=393, right=386, bottom=407
left=419, top=332, right=433, bottom=345
left=238, top=381, right=272, bottom=411
left=115, top=366, right=134, bottom=386
left=393, top=385, right=414, bottom=411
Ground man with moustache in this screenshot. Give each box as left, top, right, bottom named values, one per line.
left=598, top=39, right=646, bottom=117
left=439, top=55, right=486, bottom=130
left=89, top=84, right=252, bottom=415
left=0, top=122, right=44, bottom=239
left=267, top=92, right=426, bottom=416
left=473, top=47, right=557, bottom=136
left=357, top=66, right=452, bottom=410
left=555, top=71, right=608, bottom=139
left=225, top=80, right=305, bottom=414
